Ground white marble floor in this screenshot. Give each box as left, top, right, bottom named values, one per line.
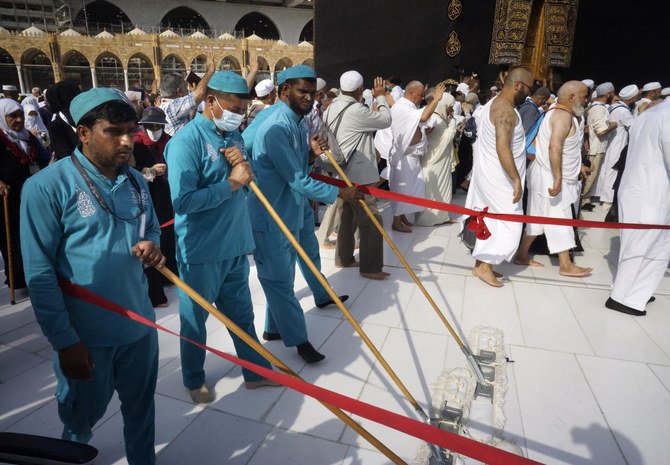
left=1, top=196, right=669, bottom=465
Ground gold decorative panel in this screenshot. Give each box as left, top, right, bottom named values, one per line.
left=544, top=0, right=579, bottom=68
left=488, top=0, right=534, bottom=65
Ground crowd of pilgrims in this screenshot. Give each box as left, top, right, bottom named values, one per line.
left=0, top=57, right=668, bottom=464
left=1, top=69, right=667, bottom=300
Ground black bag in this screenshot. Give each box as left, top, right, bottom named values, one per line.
left=459, top=217, right=477, bottom=251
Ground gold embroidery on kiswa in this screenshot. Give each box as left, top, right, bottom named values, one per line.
left=448, top=0, right=463, bottom=21
left=446, top=31, right=461, bottom=57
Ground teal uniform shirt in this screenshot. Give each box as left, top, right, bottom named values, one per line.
left=248, top=100, right=338, bottom=232
left=242, top=104, right=278, bottom=153
left=20, top=149, right=160, bottom=350
left=165, top=112, right=254, bottom=264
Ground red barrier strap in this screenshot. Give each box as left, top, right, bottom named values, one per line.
left=311, top=173, right=670, bottom=231
left=160, top=219, right=174, bottom=229
left=58, top=279, right=544, bottom=465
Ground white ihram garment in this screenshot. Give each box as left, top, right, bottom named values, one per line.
left=595, top=102, right=634, bottom=203
left=610, top=99, right=670, bottom=311
left=387, top=98, right=426, bottom=216
left=465, top=97, right=526, bottom=265
left=526, top=108, right=583, bottom=253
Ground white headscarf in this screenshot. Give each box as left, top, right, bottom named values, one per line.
left=23, top=103, right=48, bottom=134
left=362, top=89, right=373, bottom=108
left=434, top=92, right=455, bottom=121
left=0, top=98, right=30, bottom=151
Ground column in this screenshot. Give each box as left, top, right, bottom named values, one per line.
left=123, top=68, right=129, bottom=91
left=15, top=64, right=26, bottom=93
left=270, top=70, right=274, bottom=83
left=90, top=68, right=98, bottom=88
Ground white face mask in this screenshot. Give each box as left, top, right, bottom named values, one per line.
left=213, top=97, right=245, bottom=132
left=146, top=128, right=163, bottom=142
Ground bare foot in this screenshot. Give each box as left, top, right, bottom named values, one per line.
left=472, top=266, right=503, bottom=287
left=559, top=264, right=593, bottom=277
left=400, top=215, right=414, bottom=226
left=513, top=257, right=545, bottom=268
left=361, top=271, right=391, bottom=280
left=493, top=271, right=504, bottom=278
left=336, top=260, right=360, bottom=269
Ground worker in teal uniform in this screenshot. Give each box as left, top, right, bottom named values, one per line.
left=20, top=89, right=164, bottom=465
left=165, top=71, right=277, bottom=404
left=242, top=99, right=347, bottom=318
left=248, top=65, right=363, bottom=363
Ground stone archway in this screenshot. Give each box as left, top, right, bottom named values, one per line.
left=255, top=56, right=271, bottom=82
left=274, top=57, right=292, bottom=73
left=95, top=52, right=124, bottom=89
left=235, top=12, right=280, bottom=40
left=161, top=54, right=186, bottom=76
left=0, top=47, right=18, bottom=90
left=128, top=53, right=154, bottom=91
left=190, top=54, right=207, bottom=74
left=161, top=6, right=210, bottom=34
left=62, top=50, right=93, bottom=90
left=220, top=55, right=241, bottom=75
left=21, top=48, right=54, bottom=91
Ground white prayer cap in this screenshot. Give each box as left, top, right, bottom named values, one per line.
left=490, top=86, right=498, bottom=91
left=329, top=87, right=340, bottom=96
left=316, top=78, right=327, bottom=92
left=581, top=79, right=595, bottom=89
left=595, top=82, right=615, bottom=97
left=254, top=79, right=274, bottom=97
left=642, top=81, right=661, bottom=92
left=340, top=71, right=364, bottom=92
left=591, top=90, right=597, bottom=99
left=2, top=84, right=17, bottom=91
left=661, top=87, right=670, bottom=97
left=619, top=84, right=639, bottom=100
left=456, top=82, right=470, bottom=94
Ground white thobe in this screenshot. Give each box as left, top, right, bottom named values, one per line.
left=465, top=97, right=526, bottom=265
left=526, top=108, right=583, bottom=253
left=610, top=99, right=670, bottom=311
left=595, top=102, right=634, bottom=203
left=387, top=98, right=426, bottom=216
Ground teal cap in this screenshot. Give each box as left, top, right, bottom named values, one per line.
left=70, top=88, right=128, bottom=125
left=209, top=71, right=249, bottom=94
left=277, top=64, right=317, bottom=86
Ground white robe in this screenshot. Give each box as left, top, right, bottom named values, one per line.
left=386, top=98, right=426, bottom=216
left=465, top=97, right=526, bottom=265
left=595, top=102, right=634, bottom=203
left=416, top=114, right=457, bottom=226
left=526, top=108, right=583, bottom=253
left=611, top=98, right=670, bottom=311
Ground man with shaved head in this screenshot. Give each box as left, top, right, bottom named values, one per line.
left=514, top=81, right=593, bottom=277
left=383, top=79, right=445, bottom=232
left=465, top=67, right=532, bottom=287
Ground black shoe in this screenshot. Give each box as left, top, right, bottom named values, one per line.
left=648, top=296, right=656, bottom=304
left=262, top=331, right=282, bottom=341
left=316, top=294, right=349, bottom=309
left=605, top=297, right=646, bottom=316
left=581, top=203, right=595, bottom=212
left=297, top=341, right=325, bottom=363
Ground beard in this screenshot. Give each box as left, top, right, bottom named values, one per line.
left=514, top=91, right=527, bottom=106
left=572, top=103, right=586, bottom=118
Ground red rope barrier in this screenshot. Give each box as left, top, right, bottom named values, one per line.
left=310, top=173, right=670, bottom=231
left=58, top=279, right=544, bottom=465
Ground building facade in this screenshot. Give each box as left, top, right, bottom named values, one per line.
left=0, top=0, right=314, bottom=92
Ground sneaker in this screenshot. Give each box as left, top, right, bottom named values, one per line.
left=189, top=384, right=214, bottom=404
left=245, top=378, right=281, bottom=390
left=297, top=341, right=325, bottom=363
left=315, top=294, right=349, bottom=309
left=262, top=331, right=282, bottom=341
left=605, top=297, right=646, bottom=316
